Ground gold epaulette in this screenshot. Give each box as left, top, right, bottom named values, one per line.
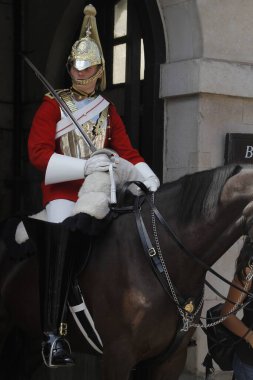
left=44, top=89, right=69, bottom=100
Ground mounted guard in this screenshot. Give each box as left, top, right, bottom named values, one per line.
left=24, top=3, right=159, bottom=368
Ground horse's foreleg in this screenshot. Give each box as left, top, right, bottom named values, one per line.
left=149, top=348, right=187, bottom=380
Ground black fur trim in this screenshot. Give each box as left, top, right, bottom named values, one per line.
left=62, top=212, right=115, bottom=236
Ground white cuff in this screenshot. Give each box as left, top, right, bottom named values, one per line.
left=45, top=153, right=86, bottom=185
left=135, top=162, right=160, bottom=191
left=135, top=162, right=158, bottom=181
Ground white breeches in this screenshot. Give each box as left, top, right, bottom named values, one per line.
left=46, top=199, right=75, bottom=223
left=15, top=158, right=146, bottom=244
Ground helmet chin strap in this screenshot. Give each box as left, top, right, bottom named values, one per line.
left=70, top=86, right=96, bottom=98
left=70, top=65, right=103, bottom=86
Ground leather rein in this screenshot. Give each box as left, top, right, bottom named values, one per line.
left=112, top=182, right=253, bottom=367
left=111, top=181, right=253, bottom=326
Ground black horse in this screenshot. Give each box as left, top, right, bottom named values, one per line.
left=1, top=163, right=253, bottom=380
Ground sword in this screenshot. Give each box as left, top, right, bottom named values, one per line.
left=22, top=54, right=97, bottom=153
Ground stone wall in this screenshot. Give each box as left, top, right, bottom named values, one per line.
left=158, top=0, right=253, bottom=376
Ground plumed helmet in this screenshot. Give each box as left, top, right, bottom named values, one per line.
left=70, top=37, right=103, bottom=71
left=68, top=4, right=106, bottom=91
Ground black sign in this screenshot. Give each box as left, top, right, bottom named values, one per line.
left=225, top=133, right=253, bottom=164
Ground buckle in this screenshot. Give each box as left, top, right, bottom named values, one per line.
left=59, top=322, right=68, bottom=336
left=148, top=247, right=156, bottom=257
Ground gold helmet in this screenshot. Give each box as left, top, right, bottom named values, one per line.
left=68, top=4, right=106, bottom=91
left=70, top=37, right=103, bottom=71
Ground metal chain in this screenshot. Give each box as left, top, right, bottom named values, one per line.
left=192, top=270, right=253, bottom=328
left=150, top=193, right=204, bottom=330
left=150, top=193, right=253, bottom=330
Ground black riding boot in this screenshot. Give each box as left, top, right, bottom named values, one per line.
left=23, top=218, right=75, bottom=368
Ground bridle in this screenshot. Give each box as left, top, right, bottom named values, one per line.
left=112, top=181, right=253, bottom=331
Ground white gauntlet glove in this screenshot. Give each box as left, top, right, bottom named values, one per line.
left=45, top=153, right=117, bottom=185
left=84, top=154, right=116, bottom=176
left=135, top=162, right=160, bottom=192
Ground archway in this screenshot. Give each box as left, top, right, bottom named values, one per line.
left=46, top=0, right=166, bottom=178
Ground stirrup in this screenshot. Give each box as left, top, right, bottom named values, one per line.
left=42, top=335, right=74, bottom=368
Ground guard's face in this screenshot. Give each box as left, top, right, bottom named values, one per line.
left=70, top=65, right=99, bottom=81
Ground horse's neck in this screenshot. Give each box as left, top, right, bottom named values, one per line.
left=154, top=187, right=243, bottom=268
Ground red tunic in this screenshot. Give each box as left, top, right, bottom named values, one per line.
left=28, top=94, right=144, bottom=206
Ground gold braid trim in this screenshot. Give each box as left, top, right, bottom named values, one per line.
left=58, top=90, right=77, bottom=113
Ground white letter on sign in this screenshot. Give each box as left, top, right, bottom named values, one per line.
left=245, top=146, right=253, bottom=158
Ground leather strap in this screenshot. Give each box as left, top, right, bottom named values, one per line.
left=143, top=195, right=253, bottom=298
left=134, top=195, right=187, bottom=306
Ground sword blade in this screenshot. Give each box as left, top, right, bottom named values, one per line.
left=22, top=54, right=97, bottom=153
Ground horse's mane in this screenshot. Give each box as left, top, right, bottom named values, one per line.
left=163, top=164, right=242, bottom=223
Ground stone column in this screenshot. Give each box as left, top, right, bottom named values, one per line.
left=159, top=0, right=253, bottom=376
